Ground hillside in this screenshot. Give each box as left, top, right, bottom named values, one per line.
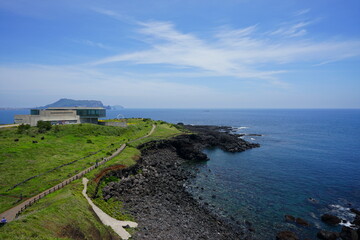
left=42, top=98, right=110, bottom=109
left=0, top=120, right=184, bottom=239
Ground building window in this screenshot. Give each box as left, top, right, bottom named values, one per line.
left=31, top=109, right=40, bottom=115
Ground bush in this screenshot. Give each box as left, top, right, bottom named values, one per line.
left=17, top=124, right=30, bottom=134
left=37, top=121, right=52, bottom=133
left=53, top=125, right=60, bottom=133
left=86, top=139, right=93, bottom=144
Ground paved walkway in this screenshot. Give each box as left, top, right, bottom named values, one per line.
left=0, top=124, right=19, bottom=128
left=82, top=178, right=137, bottom=240
left=0, top=124, right=156, bottom=223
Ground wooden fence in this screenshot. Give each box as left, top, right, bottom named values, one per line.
left=13, top=144, right=126, bottom=219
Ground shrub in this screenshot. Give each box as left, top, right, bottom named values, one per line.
left=37, top=121, right=52, bottom=133
left=17, top=124, right=30, bottom=134
left=86, top=139, right=93, bottom=144
left=53, top=125, right=60, bottom=133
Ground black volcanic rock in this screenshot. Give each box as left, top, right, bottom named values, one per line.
left=321, top=214, right=341, bottom=225
left=353, top=215, right=360, bottom=226
left=295, top=217, right=310, bottom=227
left=101, top=125, right=259, bottom=240
left=276, top=231, right=299, bottom=240
left=317, top=230, right=339, bottom=240
left=351, top=208, right=360, bottom=216
left=285, top=215, right=296, bottom=222
left=340, top=226, right=358, bottom=240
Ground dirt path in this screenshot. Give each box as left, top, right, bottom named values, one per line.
left=0, top=124, right=156, bottom=223
left=82, top=178, right=137, bottom=240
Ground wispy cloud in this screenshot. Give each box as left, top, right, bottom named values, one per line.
left=294, top=8, right=311, bottom=16
left=270, top=21, right=312, bottom=37
left=91, top=7, right=136, bottom=23
left=72, top=39, right=112, bottom=50
left=90, top=20, right=360, bottom=81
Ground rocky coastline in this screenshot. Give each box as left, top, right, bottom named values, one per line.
left=102, top=124, right=260, bottom=240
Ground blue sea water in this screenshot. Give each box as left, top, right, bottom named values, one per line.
left=1, top=109, right=360, bottom=239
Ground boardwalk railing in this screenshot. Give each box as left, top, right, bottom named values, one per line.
left=11, top=144, right=126, bottom=220
left=4, top=124, right=155, bottom=222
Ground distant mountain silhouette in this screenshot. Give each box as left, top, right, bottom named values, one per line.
left=41, top=98, right=109, bottom=108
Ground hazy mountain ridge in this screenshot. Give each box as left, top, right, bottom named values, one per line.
left=40, top=98, right=123, bottom=109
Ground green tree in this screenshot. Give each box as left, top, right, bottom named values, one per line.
left=37, top=121, right=52, bottom=133
left=17, top=124, right=30, bottom=134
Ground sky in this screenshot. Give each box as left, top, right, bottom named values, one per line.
left=0, top=0, right=359, bottom=108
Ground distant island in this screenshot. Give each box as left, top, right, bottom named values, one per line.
left=0, top=98, right=124, bottom=110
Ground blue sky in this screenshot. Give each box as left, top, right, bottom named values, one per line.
left=0, top=0, right=359, bottom=108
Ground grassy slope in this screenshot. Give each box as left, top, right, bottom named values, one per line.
left=0, top=120, right=151, bottom=213
left=0, top=120, right=184, bottom=239
left=0, top=180, right=120, bottom=240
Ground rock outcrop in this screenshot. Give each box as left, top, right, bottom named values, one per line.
left=321, top=214, right=341, bottom=225
left=101, top=125, right=260, bottom=240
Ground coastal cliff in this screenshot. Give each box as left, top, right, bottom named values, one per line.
left=102, top=124, right=259, bottom=239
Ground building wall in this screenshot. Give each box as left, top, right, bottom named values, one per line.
left=14, top=112, right=80, bottom=126
left=14, top=108, right=104, bottom=126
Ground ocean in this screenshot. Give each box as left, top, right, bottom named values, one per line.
left=1, top=109, right=360, bottom=239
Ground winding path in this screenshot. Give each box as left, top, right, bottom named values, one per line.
left=82, top=178, right=137, bottom=240
left=0, top=124, right=156, bottom=223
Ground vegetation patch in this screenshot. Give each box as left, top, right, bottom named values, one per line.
left=0, top=119, right=187, bottom=239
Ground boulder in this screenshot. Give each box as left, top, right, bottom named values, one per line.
left=340, top=226, right=359, bottom=240
left=317, top=230, right=339, bottom=240
left=285, top=215, right=296, bottom=222
left=351, top=208, right=360, bottom=216
left=352, top=215, right=360, bottom=226
left=321, top=214, right=341, bottom=225
left=276, top=231, right=299, bottom=240
left=295, top=217, right=310, bottom=227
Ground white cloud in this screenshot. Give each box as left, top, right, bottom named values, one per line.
left=0, top=64, right=220, bottom=107
left=294, top=8, right=311, bottom=16
left=90, top=20, right=360, bottom=81
left=270, top=21, right=311, bottom=37
left=82, top=40, right=112, bottom=50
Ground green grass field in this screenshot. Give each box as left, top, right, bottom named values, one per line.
left=0, top=119, right=185, bottom=239
left=0, top=120, right=152, bottom=213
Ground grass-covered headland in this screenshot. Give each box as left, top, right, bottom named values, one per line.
left=0, top=119, right=184, bottom=239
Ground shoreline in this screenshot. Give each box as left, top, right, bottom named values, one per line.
left=102, top=124, right=259, bottom=239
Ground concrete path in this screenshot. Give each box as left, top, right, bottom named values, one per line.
left=0, top=124, right=19, bottom=128
left=128, top=124, right=156, bottom=143
left=82, top=178, right=137, bottom=240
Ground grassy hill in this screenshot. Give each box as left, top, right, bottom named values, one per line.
left=0, top=119, right=184, bottom=239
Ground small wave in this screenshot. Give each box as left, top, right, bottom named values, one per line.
left=250, top=138, right=255, bottom=141
left=330, top=204, right=350, bottom=211
left=328, top=204, right=356, bottom=221
left=314, top=222, right=322, bottom=229
left=310, top=212, right=318, bottom=219
left=232, top=126, right=249, bottom=131
left=339, top=221, right=355, bottom=228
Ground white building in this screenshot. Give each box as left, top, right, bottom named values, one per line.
left=14, top=107, right=106, bottom=126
